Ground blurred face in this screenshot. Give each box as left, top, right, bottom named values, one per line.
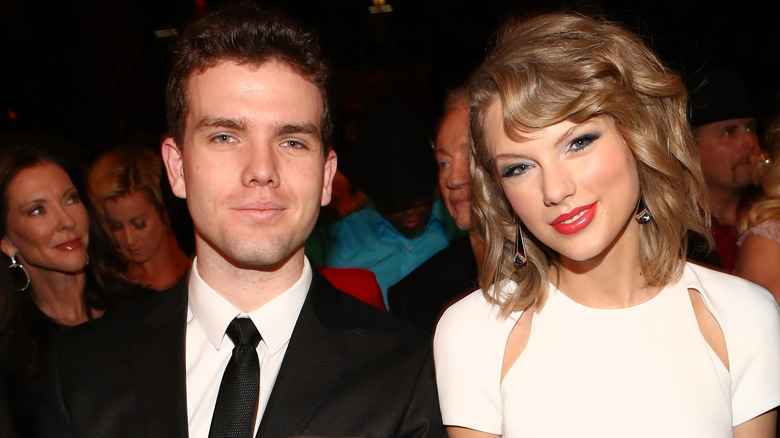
left=162, top=60, right=336, bottom=271
left=696, top=117, right=760, bottom=195
left=485, top=102, right=640, bottom=265
left=1, top=162, right=89, bottom=275
left=104, top=190, right=167, bottom=264
left=376, top=194, right=434, bottom=239
left=435, top=105, right=472, bottom=230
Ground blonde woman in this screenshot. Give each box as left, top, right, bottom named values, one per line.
left=89, top=147, right=190, bottom=291
left=434, top=13, right=780, bottom=438
left=736, top=119, right=780, bottom=302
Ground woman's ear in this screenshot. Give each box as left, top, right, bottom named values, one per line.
left=0, top=237, right=17, bottom=259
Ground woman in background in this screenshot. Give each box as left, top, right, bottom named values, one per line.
left=434, top=13, right=780, bottom=437
left=0, top=133, right=134, bottom=436
left=89, top=147, right=190, bottom=291
left=736, top=119, right=780, bottom=302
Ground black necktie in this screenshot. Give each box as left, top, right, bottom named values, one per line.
left=209, top=317, right=262, bottom=438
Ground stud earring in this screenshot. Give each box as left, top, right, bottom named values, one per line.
left=634, top=196, right=652, bottom=224
left=8, top=255, right=31, bottom=292
left=513, top=216, right=527, bottom=265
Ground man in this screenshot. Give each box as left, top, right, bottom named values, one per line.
left=39, top=5, right=445, bottom=438
left=388, top=89, right=482, bottom=332
left=308, top=99, right=459, bottom=308
left=689, top=64, right=764, bottom=271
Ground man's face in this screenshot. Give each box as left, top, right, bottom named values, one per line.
left=696, top=117, right=760, bottom=195
left=435, top=104, right=471, bottom=230
left=162, top=60, right=336, bottom=272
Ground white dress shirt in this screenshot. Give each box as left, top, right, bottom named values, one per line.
left=185, top=257, right=311, bottom=438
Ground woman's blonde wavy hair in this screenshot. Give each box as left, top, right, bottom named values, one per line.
left=738, top=118, right=780, bottom=234
left=469, top=13, right=711, bottom=315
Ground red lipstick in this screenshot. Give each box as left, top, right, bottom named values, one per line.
left=55, top=238, right=83, bottom=251
left=550, top=202, right=597, bottom=235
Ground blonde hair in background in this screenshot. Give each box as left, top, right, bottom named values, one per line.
left=468, top=13, right=711, bottom=315
left=738, top=117, right=780, bottom=234
left=88, top=147, right=172, bottom=237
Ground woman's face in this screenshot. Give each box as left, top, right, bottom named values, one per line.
left=484, top=101, right=641, bottom=265
left=1, top=162, right=90, bottom=275
left=104, top=190, right=167, bottom=264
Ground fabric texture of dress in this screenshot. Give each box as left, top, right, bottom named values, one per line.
left=434, top=263, right=780, bottom=437
left=738, top=219, right=780, bottom=247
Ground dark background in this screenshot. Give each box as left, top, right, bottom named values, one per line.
left=2, top=0, right=779, bottom=157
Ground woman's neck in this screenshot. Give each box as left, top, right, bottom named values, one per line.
left=135, top=235, right=190, bottom=290
left=27, top=269, right=92, bottom=326
left=553, top=223, right=661, bottom=309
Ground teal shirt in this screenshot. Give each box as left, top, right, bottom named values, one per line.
left=306, top=198, right=460, bottom=309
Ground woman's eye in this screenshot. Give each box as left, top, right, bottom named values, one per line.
left=28, top=206, right=43, bottom=216
left=438, top=160, right=451, bottom=170
left=132, top=220, right=147, bottom=230
left=500, top=163, right=530, bottom=178
left=108, top=222, right=123, bottom=232
left=66, top=193, right=80, bottom=204
left=570, top=134, right=598, bottom=151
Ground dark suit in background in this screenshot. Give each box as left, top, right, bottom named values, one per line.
left=389, top=236, right=478, bottom=333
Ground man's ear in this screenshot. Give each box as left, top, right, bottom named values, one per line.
left=161, top=136, right=187, bottom=199
left=1, top=237, right=17, bottom=260
left=321, top=149, right=338, bottom=207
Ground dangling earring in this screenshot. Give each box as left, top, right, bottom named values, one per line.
left=513, top=216, right=527, bottom=265
left=634, top=195, right=652, bottom=224
left=8, top=255, right=31, bottom=292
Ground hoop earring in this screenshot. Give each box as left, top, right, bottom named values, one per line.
left=513, top=216, right=527, bottom=265
left=634, top=196, right=652, bottom=224
left=8, top=255, right=30, bottom=292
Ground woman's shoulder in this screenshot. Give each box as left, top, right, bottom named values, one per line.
left=739, top=219, right=780, bottom=247
left=684, top=262, right=779, bottom=315
left=435, top=287, right=523, bottom=357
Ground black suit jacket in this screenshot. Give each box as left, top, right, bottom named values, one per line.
left=39, top=271, right=445, bottom=438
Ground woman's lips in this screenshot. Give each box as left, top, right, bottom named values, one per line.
left=55, top=238, right=83, bottom=251
left=550, top=202, right=597, bottom=235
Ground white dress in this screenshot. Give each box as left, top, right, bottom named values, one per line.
left=434, top=263, right=780, bottom=438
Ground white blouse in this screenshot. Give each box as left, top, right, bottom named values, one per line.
left=434, top=263, right=780, bottom=437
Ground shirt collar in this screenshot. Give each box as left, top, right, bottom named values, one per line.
left=188, top=257, right=312, bottom=355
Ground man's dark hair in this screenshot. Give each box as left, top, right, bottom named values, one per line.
left=166, top=4, right=332, bottom=148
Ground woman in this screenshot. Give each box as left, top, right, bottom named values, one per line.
left=736, top=119, right=780, bottom=302
left=89, top=147, right=190, bottom=291
left=433, top=13, right=780, bottom=438
left=0, top=133, right=133, bottom=435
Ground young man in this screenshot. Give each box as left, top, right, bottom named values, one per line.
left=39, top=5, right=445, bottom=437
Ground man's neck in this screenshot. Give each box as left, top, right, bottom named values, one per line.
left=194, top=247, right=306, bottom=313
left=707, top=186, right=744, bottom=226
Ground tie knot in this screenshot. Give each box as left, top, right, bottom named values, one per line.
left=225, top=317, right=261, bottom=348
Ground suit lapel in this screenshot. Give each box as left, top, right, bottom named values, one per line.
left=129, top=280, right=190, bottom=438
left=257, top=272, right=365, bottom=437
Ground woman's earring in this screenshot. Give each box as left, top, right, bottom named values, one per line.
left=8, top=255, right=31, bottom=292
left=513, top=216, right=527, bottom=265
left=634, top=196, right=652, bottom=224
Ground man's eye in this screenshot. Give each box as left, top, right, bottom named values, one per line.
left=282, top=140, right=304, bottom=149
left=213, top=134, right=237, bottom=143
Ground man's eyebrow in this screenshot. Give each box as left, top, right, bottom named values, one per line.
left=275, top=122, right=320, bottom=137
left=195, top=116, right=248, bottom=131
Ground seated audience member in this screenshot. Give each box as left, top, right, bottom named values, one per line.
left=38, top=5, right=445, bottom=438
left=434, top=13, right=779, bottom=437
left=736, top=118, right=780, bottom=302
left=308, top=99, right=459, bottom=308
left=688, top=64, right=764, bottom=271
left=89, top=147, right=190, bottom=291
left=388, top=89, right=483, bottom=331
left=0, top=133, right=134, bottom=437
